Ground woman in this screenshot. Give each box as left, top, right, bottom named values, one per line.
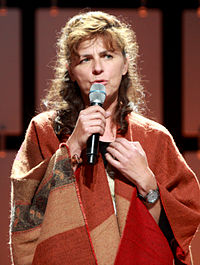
left=10, top=11, right=200, bottom=265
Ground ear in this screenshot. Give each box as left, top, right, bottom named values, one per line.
left=122, top=56, right=129, bottom=76
left=66, top=63, right=76, bottom=82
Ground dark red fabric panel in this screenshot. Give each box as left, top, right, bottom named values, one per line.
left=77, top=155, right=115, bottom=231
left=114, top=189, right=174, bottom=265
left=32, top=226, right=97, bottom=265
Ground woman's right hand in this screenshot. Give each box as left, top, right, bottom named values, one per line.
left=66, top=105, right=110, bottom=157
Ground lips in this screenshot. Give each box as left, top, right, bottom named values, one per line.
left=92, top=80, right=108, bottom=85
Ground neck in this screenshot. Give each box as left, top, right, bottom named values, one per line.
left=84, top=96, right=118, bottom=142
left=100, top=100, right=117, bottom=142
left=100, top=117, right=116, bottom=142
left=103, top=95, right=118, bottom=113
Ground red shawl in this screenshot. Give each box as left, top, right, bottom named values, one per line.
left=10, top=111, right=200, bottom=265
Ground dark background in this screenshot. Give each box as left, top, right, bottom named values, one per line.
left=0, top=1, right=199, bottom=264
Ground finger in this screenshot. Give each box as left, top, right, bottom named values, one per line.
left=106, top=145, right=126, bottom=161
left=86, top=125, right=105, bottom=136
left=132, top=141, right=145, bottom=154
left=114, top=139, right=145, bottom=155
left=105, top=111, right=111, bottom=118
left=80, top=109, right=106, bottom=122
left=109, top=139, right=128, bottom=154
left=79, top=112, right=107, bottom=132
left=105, top=152, right=121, bottom=169
left=88, top=106, right=111, bottom=120
left=81, top=110, right=107, bottom=126
left=85, top=105, right=107, bottom=116
left=107, top=145, right=127, bottom=161
left=114, top=138, right=131, bottom=149
left=83, top=112, right=107, bottom=125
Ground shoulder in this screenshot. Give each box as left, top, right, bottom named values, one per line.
left=127, top=112, right=183, bottom=162
left=31, top=111, right=56, bottom=128
left=26, top=111, right=59, bottom=156
left=25, top=111, right=56, bottom=140
left=128, top=112, right=170, bottom=137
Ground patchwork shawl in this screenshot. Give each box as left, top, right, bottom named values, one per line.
left=10, top=111, right=200, bottom=265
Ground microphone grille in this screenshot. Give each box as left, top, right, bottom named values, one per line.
left=89, top=83, right=106, bottom=105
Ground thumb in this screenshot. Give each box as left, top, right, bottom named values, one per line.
left=105, top=111, right=111, bottom=118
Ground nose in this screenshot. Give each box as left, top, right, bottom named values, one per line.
left=92, top=58, right=103, bottom=75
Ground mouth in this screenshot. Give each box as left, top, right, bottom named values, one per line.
left=92, top=80, right=108, bottom=85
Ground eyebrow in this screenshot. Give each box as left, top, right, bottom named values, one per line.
left=79, top=49, right=113, bottom=58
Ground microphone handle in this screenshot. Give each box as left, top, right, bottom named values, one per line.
left=86, top=133, right=99, bottom=164
left=86, top=102, right=102, bottom=165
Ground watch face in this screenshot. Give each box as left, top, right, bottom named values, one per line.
left=146, top=190, right=159, bottom=204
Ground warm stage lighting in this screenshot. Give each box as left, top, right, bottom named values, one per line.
left=138, top=0, right=148, bottom=18
left=0, top=125, right=6, bottom=159
left=0, top=8, right=7, bottom=16
left=0, top=151, right=6, bottom=159
left=0, top=0, right=7, bottom=16
left=197, top=7, right=200, bottom=18
left=50, top=6, right=59, bottom=17
left=138, top=6, right=148, bottom=18
left=50, top=0, right=58, bottom=17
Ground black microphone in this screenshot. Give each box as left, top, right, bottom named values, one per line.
left=86, top=83, right=106, bottom=165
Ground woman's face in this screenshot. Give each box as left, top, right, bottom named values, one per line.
left=69, top=37, right=128, bottom=108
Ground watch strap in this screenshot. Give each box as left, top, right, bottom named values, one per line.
left=138, top=187, right=160, bottom=204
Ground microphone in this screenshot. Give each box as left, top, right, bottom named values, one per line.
left=86, top=83, right=106, bottom=165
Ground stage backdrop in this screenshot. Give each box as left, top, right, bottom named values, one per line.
left=0, top=8, right=199, bottom=265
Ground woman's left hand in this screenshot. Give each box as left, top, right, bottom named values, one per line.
left=105, top=138, right=158, bottom=196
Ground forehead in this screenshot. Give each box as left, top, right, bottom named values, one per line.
left=76, top=36, right=120, bottom=55
left=77, top=38, right=108, bottom=54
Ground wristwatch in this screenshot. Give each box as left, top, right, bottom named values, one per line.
left=138, top=187, right=160, bottom=204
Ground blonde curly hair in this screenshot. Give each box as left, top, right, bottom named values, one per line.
left=44, top=11, right=145, bottom=136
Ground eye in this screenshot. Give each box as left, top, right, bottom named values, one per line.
left=104, top=54, right=113, bottom=59
left=79, top=57, right=90, bottom=64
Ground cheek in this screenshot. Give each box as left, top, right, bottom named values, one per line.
left=72, top=69, right=92, bottom=94
left=109, top=64, right=125, bottom=82
left=72, top=68, right=88, bottom=84
left=111, top=61, right=127, bottom=76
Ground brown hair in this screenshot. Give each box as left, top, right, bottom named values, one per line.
left=43, top=11, right=145, bottom=137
